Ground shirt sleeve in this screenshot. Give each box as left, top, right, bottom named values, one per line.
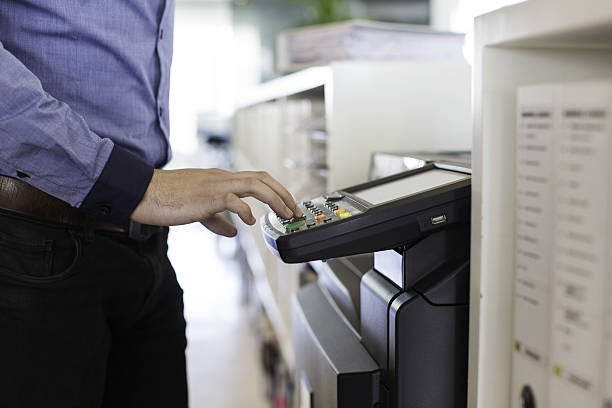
left=0, top=40, right=153, bottom=225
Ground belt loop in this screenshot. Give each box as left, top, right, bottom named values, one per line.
left=129, top=220, right=150, bottom=241
left=70, top=218, right=95, bottom=243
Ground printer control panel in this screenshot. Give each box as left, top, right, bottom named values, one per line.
left=269, top=194, right=365, bottom=235
left=261, top=163, right=471, bottom=263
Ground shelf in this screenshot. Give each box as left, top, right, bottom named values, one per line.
left=477, top=0, right=612, bottom=48
left=233, top=150, right=303, bottom=370
left=236, top=219, right=295, bottom=369
left=236, top=67, right=331, bottom=110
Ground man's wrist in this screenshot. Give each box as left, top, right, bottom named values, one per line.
left=80, top=145, right=154, bottom=225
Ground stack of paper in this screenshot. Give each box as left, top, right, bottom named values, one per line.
left=276, top=20, right=465, bottom=73
left=513, top=81, right=612, bottom=408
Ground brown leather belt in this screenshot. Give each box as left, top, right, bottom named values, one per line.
left=0, top=174, right=129, bottom=233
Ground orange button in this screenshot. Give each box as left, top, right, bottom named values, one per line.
left=315, top=215, right=326, bottom=221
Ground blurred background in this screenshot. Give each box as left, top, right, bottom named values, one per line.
left=165, top=0, right=521, bottom=406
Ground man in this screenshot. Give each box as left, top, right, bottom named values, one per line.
left=0, top=1, right=302, bottom=407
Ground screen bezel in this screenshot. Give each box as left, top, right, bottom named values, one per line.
left=342, top=163, right=471, bottom=208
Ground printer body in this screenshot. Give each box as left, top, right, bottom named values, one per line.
left=262, top=158, right=471, bottom=408
left=295, top=224, right=470, bottom=408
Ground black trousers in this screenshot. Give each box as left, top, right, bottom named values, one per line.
left=0, top=209, right=188, bottom=407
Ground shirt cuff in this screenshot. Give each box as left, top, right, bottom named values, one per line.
left=80, top=145, right=154, bottom=225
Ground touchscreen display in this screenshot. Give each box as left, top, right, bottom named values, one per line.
left=353, top=169, right=469, bottom=205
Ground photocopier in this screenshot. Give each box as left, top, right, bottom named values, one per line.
left=261, top=155, right=471, bottom=408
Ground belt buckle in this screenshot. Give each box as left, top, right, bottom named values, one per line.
left=128, top=220, right=153, bottom=241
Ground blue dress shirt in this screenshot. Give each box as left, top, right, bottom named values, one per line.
left=0, top=1, right=175, bottom=224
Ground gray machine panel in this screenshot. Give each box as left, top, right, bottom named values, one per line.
left=309, top=254, right=373, bottom=332
left=360, top=271, right=406, bottom=373
left=294, top=282, right=380, bottom=408
left=389, top=291, right=469, bottom=408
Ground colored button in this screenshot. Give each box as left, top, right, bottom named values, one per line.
left=340, top=212, right=351, bottom=219
left=286, top=220, right=306, bottom=231
left=334, top=209, right=346, bottom=215
left=315, top=215, right=326, bottom=222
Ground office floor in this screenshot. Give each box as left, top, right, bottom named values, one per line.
left=168, top=222, right=269, bottom=408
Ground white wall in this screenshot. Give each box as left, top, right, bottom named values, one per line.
left=170, top=2, right=234, bottom=154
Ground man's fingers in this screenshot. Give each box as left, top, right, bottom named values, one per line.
left=201, top=214, right=237, bottom=237
left=253, top=171, right=303, bottom=217
left=231, top=177, right=294, bottom=219
left=219, top=193, right=256, bottom=225
left=235, top=171, right=302, bottom=218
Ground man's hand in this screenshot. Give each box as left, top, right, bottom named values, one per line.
left=130, top=168, right=303, bottom=237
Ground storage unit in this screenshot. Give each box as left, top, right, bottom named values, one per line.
left=470, top=1, right=612, bottom=407
left=235, top=60, right=471, bottom=193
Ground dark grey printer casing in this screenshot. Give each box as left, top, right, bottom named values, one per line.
left=294, top=215, right=470, bottom=408
left=361, top=224, right=470, bottom=408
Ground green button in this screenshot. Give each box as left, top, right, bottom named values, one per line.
left=340, top=212, right=351, bottom=219
left=286, top=220, right=306, bottom=231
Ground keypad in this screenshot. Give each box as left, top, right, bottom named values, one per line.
left=273, top=194, right=361, bottom=234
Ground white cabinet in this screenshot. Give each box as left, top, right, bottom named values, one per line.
left=470, top=2, right=612, bottom=407
left=236, top=61, right=472, bottom=192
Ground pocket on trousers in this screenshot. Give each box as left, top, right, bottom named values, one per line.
left=0, top=229, right=81, bottom=282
